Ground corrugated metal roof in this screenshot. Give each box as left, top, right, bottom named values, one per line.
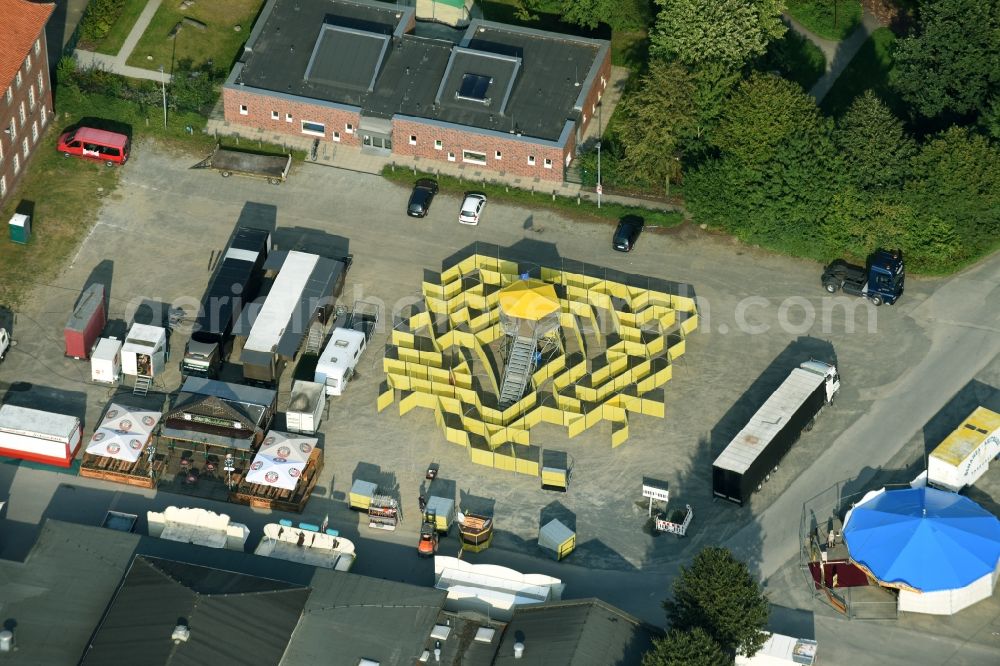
left=929, top=407, right=1000, bottom=467
left=80, top=556, right=310, bottom=666
left=713, top=367, right=826, bottom=474
left=492, top=598, right=657, bottom=666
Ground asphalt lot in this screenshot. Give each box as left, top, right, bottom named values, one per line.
left=1, top=142, right=999, bottom=661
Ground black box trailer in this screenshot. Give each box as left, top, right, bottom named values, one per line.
left=712, top=360, right=840, bottom=506
left=182, top=227, right=271, bottom=377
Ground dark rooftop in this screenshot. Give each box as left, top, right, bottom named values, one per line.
left=492, top=598, right=660, bottom=666
left=80, top=556, right=310, bottom=666
left=232, top=0, right=607, bottom=142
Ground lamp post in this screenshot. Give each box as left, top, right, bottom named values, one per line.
left=159, top=65, right=167, bottom=128
left=596, top=100, right=602, bottom=209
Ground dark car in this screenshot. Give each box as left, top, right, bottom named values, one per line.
left=407, top=178, right=439, bottom=217
left=613, top=215, right=644, bottom=252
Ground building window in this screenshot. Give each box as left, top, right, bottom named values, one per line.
left=285, top=113, right=293, bottom=123
left=527, top=155, right=535, bottom=166
left=333, top=131, right=341, bottom=142
left=5, top=87, right=11, bottom=103
left=25, top=54, right=31, bottom=72
left=462, top=150, right=486, bottom=165
left=345, top=123, right=354, bottom=134
left=409, top=135, right=416, bottom=145
left=495, top=150, right=502, bottom=160
left=8, top=118, right=15, bottom=139
left=18, top=103, right=26, bottom=124
left=301, top=120, right=325, bottom=136
left=22, top=138, right=29, bottom=158
left=12, top=154, right=19, bottom=174
left=447, top=151, right=455, bottom=162
left=0, top=176, right=5, bottom=198
left=239, top=104, right=248, bottom=115
left=271, top=110, right=278, bottom=120
left=28, top=86, right=35, bottom=110
left=37, top=72, right=43, bottom=93
left=15, top=71, right=22, bottom=88
left=434, top=139, right=442, bottom=151
left=544, top=158, right=553, bottom=169
left=34, top=39, right=40, bottom=55
left=31, top=121, right=38, bottom=142
left=40, top=105, right=46, bottom=125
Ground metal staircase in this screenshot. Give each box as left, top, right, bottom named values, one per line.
left=305, top=322, right=325, bottom=355
left=499, top=336, right=537, bottom=406
left=133, top=375, right=151, bottom=397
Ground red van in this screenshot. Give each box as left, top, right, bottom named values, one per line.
left=57, top=127, right=130, bottom=166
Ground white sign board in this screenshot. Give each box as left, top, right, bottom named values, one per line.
left=642, top=484, right=669, bottom=502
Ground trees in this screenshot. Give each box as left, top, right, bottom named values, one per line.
left=835, top=91, right=916, bottom=191
left=614, top=61, right=698, bottom=190
left=650, top=0, right=786, bottom=70
left=513, top=0, right=650, bottom=31
left=686, top=73, right=841, bottom=252
left=890, top=0, right=1000, bottom=119
left=642, top=628, right=730, bottom=666
left=664, top=547, right=770, bottom=658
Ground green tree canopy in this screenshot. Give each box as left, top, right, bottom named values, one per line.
left=514, top=0, right=650, bottom=31
left=650, top=0, right=786, bottom=69
left=890, top=0, right=1000, bottom=119
left=835, top=91, right=916, bottom=191
left=664, top=547, right=770, bottom=657
left=642, top=628, right=731, bottom=666
left=615, top=61, right=698, bottom=189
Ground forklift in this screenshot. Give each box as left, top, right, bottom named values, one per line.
left=417, top=519, right=439, bottom=557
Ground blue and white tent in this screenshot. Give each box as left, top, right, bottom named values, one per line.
left=843, top=485, right=1000, bottom=614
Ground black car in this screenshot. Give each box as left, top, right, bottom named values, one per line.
left=613, top=215, right=644, bottom=252
left=407, top=178, right=439, bottom=217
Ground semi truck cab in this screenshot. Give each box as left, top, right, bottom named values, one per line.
left=181, top=338, right=222, bottom=378
left=800, top=359, right=840, bottom=403
left=822, top=249, right=904, bottom=306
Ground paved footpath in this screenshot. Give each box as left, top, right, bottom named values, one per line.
left=73, top=0, right=170, bottom=82
left=784, top=9, right=883, bottom=102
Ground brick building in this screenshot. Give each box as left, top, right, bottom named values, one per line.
left=0, top=0, right=54, bottom=206
left=223, top=0, right=610, bottom=182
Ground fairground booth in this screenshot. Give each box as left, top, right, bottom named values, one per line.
left=843, top=485, right=1000, bottom=615
left=230, top=430, right=323, bottom=513
left=158, top=378, right=276, bottom=496
left=79, top=402, right=163, bottom=488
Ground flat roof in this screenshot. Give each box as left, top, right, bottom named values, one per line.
left=66, top=283, right=105, bottom=332
left=233, top=0, right=607, bottom=142
left=0, top=404, right=79, bottom=439
left=123, top=323, right=166, bottom=350
left=930, top=407, right=1000, bottom=467
left=245, top=251, right=319, bottom=353
left=181, top=377, right=277, bottom=408
left=713, top=367, right=827, bottom=475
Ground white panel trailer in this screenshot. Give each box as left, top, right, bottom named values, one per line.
left=91, top=337, right=122, bottom=384
left=121, top=323, right=167, bottom=377
left=0, top=404, right=82, bottom=467
left=285, top=380, right=326, bottom=434
left=927, top=407, right=1000, bottom=492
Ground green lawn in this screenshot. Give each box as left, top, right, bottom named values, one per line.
left=786, top=0, right=863, bottom=41
left=382, top=166, right=685, bottom=228
left=125, top=0, right=263, bottom=71
left=85, top=0, right=150, bottom=55
left=760, top=29, right=826, bottom=90
left=821, top=28, right=903, bottom=117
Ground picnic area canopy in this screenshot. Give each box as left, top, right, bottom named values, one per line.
left=85, top=403, right=162, bottom=463
left=245, top=431, right=317, bottom=491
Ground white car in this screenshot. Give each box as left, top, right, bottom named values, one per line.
left=458, top=193, right=487, bottom=225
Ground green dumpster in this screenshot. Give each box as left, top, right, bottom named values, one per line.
left=9, top=213, right=30, bottom=244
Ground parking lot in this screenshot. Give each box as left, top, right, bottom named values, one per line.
left=2, top=142, right=1000, bottom=654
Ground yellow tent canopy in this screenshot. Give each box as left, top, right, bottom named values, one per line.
left=498, top=279, right=559, bottom=321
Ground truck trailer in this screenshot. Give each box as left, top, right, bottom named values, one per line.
left=713, top=360, right=840, bottom=506
left=0, top=404, right=82, bottom=467
left=182, top=227, right=271, bottom=378
left=927, top=407, right=1000, bottom=492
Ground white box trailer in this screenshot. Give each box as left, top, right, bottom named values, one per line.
left=928, top=407, right=1000, bottom=492
left=121, top=323, right=167, bottom=377
left=315, top=300, right=380, bottom=396
left=91, top=337, right=122, bottom=384
left=285, top=380, right=326, bottom=434
left=736, top=633, right=817, bottom=666
left=0, top=404, right=82, bottom=467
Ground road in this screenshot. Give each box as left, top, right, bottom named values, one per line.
left=727, top=255, right=1000, bottom=580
